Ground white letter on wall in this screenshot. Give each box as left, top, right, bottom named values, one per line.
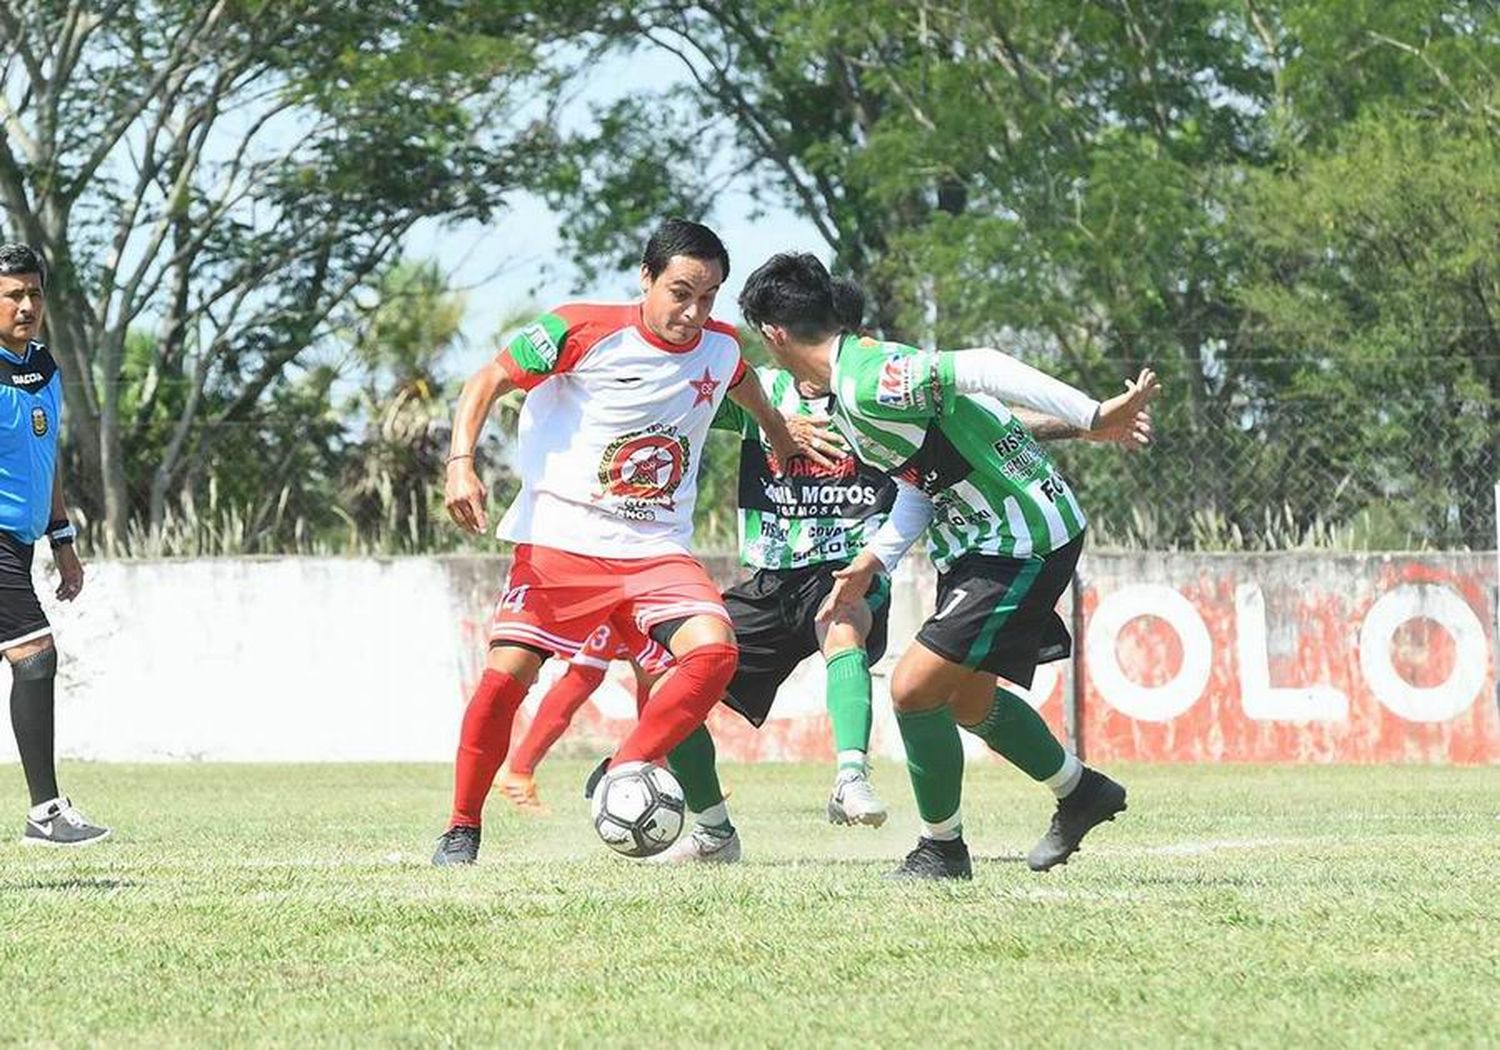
left=1235, top=583, right=1349, bottom=722
left=1358, top=584, right=1488, bottom=723
left=1086, top=584, right=1211, bottom=723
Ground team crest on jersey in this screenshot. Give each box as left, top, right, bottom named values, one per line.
left=519, top=322, right=560, bottom=369
left=30, top=406, right=47, bottom=437
left=597, top=425, right=690, bottom=508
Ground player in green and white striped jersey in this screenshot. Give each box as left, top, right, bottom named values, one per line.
left=654, top=278, right=911, bottom=863
left=740, top=252, right=1158, bottom=880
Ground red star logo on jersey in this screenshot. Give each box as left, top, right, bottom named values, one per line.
left=689, top=367, right=721, bottom=407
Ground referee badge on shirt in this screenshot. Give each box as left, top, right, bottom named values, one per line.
left=31, top=406, right=48, bottom=437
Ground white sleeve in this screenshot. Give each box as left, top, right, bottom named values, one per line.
left=864, top=478, right=935, bottom=574
left=950, top=348, right=1100, bottom=432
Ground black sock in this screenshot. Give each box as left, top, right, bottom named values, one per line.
left=10, top=648, right=59, bottom=806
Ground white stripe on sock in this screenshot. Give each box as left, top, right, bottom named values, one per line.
left=921, top=811, right=963, bottom=841
left=1046, top=754, right=1084, bottom=798
left=836, top=749, right=866, bottom=770
left=696, top=802, right=729, bottom=827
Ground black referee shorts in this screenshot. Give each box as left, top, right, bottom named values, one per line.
left=0, top=530, right=50, bottom=650
left=721, top=562, right=892, bottom=727
left=915, top=533, right=1083, bottom=687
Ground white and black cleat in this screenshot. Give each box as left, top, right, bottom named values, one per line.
left=21, top=797, right=111, bottom=848
left=827, top=767, right=889, bottom=828
left=646, top=823, right=742, bottom=865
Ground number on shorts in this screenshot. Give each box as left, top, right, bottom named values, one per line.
left=934, top=588, right=969, bottom=621
left=500, top=584, right=530, bottom=613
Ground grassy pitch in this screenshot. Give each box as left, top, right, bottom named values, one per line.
left=3, top=760, right=1499, bottom=1047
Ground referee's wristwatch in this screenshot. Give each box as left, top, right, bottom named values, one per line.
left=47, top=519, right=77, bottom=548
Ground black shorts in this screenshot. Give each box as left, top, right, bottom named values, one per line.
left=721, top=562, right=892, bottom=727
left=0, top=530, right=49, bottom=650
left=915, top=533, right=1084, bottom=686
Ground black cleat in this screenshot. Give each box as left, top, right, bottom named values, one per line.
left=1028, top=767, right=1127, bottom=872
left=21, top=798, right=111, bottom=848
left=582, top=756, right=610, bottom=800
left=431, top=824, right=481, bottom=866
left=886, top=836, right=973, bottom=881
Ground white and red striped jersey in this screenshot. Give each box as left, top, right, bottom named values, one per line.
left=494, top=302, right=744, bottom=558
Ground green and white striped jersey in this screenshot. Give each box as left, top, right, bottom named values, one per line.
left=828, top=334, right=1086, bottom=570
left=713, top=366, right=895, bottom=570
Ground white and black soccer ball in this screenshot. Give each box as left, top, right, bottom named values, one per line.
left=590, top=761, right=686, bottom=858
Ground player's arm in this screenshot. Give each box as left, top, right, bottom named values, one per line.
left=444, top=358, right=520, bottom=534
left=47, top=465, right=82, bottom=601
left=1011, top=405, right=1153, bottom=450
left=816, top=478, right=933, bottom=625
left=948, top=349, right=1159, bottom=439
left=710, top=394, right=749, bottom=433
left=727, top=369, right=842, bottom=470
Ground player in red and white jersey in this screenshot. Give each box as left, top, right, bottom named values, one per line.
left=433, top=219, right=817, bottom=865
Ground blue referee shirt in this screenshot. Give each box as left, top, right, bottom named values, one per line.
left=0, top=340, right=62, bottom=544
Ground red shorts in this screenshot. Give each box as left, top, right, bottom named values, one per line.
left=488, top=544, right=728, bottom=661
left=567, top=621, right=674, bottom=676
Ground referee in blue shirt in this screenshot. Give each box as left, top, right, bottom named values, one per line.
left=0, top=244, right=108, bottom=846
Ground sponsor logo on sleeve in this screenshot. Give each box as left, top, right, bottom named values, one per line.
left=519, top=322, right=561, bottom=370
left=875, top=354, right=934, bottom=411
left=876, top=357, right=909, bottom=408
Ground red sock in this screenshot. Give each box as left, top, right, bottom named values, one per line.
left=612, top=642, right=737, bottom=765
left=449, top=670, right=528, bottom=827
left=509, top=663, right=606, bottom=775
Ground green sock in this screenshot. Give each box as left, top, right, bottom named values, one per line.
left=667, top=725, right=729, bottom=826
left=825, top=648, right=873, bottom=769
left=964, top=687, right=1067, bottom=782
left=895, top=705, right=964, bottom=840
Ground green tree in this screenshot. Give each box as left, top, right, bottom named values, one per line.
left=0, top=0, right=596, bottom=551
left=338, top=260, right=465, bottom=553
left=547, top=0, right=1499, bottom=549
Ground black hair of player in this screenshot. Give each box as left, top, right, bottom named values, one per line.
left=641, top=218, right=730, bottom=282
left=738, top=252, right=839, bottom=342
left=0, top=243, right=45, bottom=286
left=830, top=276, right=866, bottom=332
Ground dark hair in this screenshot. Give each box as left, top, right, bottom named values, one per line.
left=0, top=243, right=45, bottom=285
left=738, top=252, right=838, bottom=341
left=830, top=276, right=865, bottom=331
left=641, top=218, right=730, bottom=281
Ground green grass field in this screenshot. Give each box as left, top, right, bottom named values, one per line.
left=3, top=760, right=1499, bottom=1047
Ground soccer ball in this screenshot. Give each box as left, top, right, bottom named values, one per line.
left=590, top=761, right=686, bottom=858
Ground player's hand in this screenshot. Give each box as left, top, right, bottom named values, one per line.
left=1087, top=402, right=1153, bottom=451
left=785, top=413, right=848, bottom=465
left=1091, top=368, right=1159, bottom=450
left=816, top=553, right=880, bottom=626
left=773, top=415, right=843, bottom=473
left=444, top=459, right=489, bottom=534
left=54, top=544, right=83, bottom=601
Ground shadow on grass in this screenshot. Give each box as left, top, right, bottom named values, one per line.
left=1, top=877, right=141, bottom=892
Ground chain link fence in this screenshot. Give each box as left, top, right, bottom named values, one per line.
left=1054, top=355, right=1499, bottom=552
left=691, top=354, right=1499, bottom=555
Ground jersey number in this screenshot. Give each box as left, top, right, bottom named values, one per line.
left=500, top=585, right=530, bottom=613
left=934, top=588, right=969, bottom=621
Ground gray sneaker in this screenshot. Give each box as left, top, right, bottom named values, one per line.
left=827, top=767, right=888, bottom=828
left=647, top=823, right=742, bottom=865
left=21, top=798, right=111, bottom=848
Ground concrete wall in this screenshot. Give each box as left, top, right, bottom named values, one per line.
left=3, top=549, right=1495, bottom=765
